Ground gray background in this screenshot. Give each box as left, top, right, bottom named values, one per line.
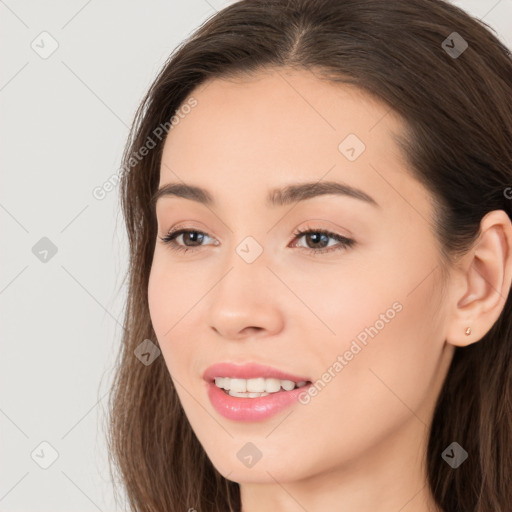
left=0, top=1, right=510, bottom=510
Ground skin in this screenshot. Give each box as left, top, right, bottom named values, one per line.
left=147, top=67, right=512, bottom=512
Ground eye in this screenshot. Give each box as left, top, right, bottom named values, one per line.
left=159, top=228, right=217, bottom=253
left=290, top=228, right=355, bottom=254
left=158, top=226, right=355, bottom=255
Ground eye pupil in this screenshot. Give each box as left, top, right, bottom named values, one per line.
left=307, top=232, right=328, bottom=248
left=184, top=232, right=204, bottom=246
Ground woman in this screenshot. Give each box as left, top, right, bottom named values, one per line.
left=106, top=1, right=512, bottom=510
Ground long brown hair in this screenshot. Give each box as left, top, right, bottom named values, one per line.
left=106, top=1, right=512, bottom=510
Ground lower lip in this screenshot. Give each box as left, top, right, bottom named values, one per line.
left=206, top=381, right=311, bottom=422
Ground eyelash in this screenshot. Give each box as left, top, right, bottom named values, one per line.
left=159, top=226, right=355, bottom=255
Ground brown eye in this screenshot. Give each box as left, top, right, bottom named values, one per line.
left=291, top=228, right=355, bottom=254
left=159, top=229, right=215, bottom=252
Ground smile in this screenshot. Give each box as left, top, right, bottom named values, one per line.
left=214, top=377, right=309, bottom=397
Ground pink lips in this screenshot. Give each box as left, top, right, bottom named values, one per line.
left=203, top=362, right=312, bottom=422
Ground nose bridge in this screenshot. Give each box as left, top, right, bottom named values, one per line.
left=206, top=232, right=283, bottom=338
left=215, top=232, right=271, bottom=304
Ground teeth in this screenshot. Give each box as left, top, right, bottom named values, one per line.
left=228, top=390, right=270, bottom=398
left=230, top=378, right=247, bottom=393
left=214, top=377, right=307, bottom=395
left=247, top=377, right=265, bottom=392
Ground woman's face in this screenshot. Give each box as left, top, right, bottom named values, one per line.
left=148, top=68, right=455, bottom=487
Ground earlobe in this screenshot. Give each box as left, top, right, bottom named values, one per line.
left=446, top=209, right=512, bottom=348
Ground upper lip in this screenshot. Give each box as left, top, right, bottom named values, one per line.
left=203, top=362, right=311, bottom=383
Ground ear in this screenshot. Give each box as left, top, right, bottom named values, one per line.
left=446, top=209, right=512, bottom=347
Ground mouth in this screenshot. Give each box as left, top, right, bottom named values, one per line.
left=213, top=377, right=311, bottom=398
left=203, top=361, right=312, bottom=392
left=206, top=378, right=313, bottom=422
left=203, top=362, right=313, bottom=420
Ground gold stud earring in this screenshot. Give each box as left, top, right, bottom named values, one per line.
left=465, top=327, right=472, bottom=336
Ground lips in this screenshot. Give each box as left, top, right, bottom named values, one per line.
left=206, top=381, right=312, bottom=421
left=203, top=362, right=313, bottom=422
left=203, top=362, right=311, bottom=383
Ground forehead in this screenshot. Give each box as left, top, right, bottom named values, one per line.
left=169, top=67, right=402, bottom=139
left=158, top=68, right=432, bottom=223
left=162, top=67, right=405, bottom=165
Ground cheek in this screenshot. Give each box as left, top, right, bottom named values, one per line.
left=297, top=260, right=444, bottom=419
left=147, top=253, right=197, bottom=337
left=147, top=254, right=210, bottom=380
left=147, top=258, right=185, bottom=373
left=147, top=259, right=169, bottom=336
left=311, top=270, right=444, bottom=433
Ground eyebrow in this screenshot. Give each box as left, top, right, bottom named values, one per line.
left=151, top=180, right=380, bottom=209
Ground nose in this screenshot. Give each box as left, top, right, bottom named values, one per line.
left=207, top=253, right=285, bottom=341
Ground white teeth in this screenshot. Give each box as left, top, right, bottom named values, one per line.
left=246, top=377, right=266, bottom=392
left=228, top=390, right=270, bottom=398
left=214, top=377, right=228, bottom=389
left=229, top=378, right=247, bottom=393
left=266, top=378, right=281, bottom=393
left=215, top=376, right=307, bottom=395
left=281, top=380, right=296, bottom=391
